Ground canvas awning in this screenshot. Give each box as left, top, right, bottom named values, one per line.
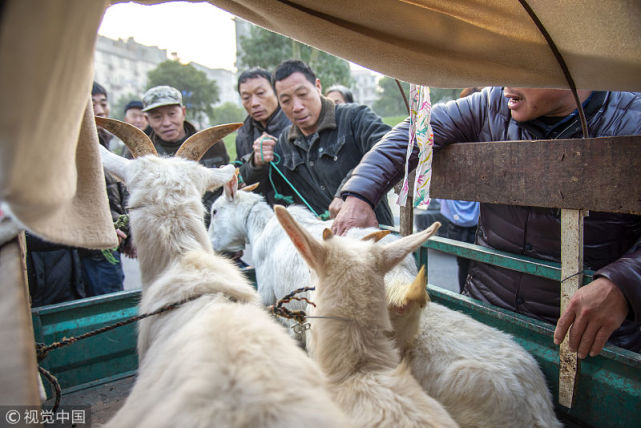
left=1, top=0, right=640, bottom=247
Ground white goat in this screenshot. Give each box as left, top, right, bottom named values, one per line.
left=208, top=180, right=417, bottom=333
left=274, top=206, right=457, bottom=428
left=387, top=266, right=562, bottom=428
left=97, top=118, right=349, bottom=428
left=210, top=179, right=560, bottom=427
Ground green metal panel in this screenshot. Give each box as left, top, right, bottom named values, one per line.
left=30, top=251, right=640, bottom=426
left=428, top=284, right=641, bottom=428
left=32, top=290, right=141, bottom=395
left=31, top=267, right=257, bottom=395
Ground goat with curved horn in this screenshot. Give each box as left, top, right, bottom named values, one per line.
left=175, top=122, right=243, bottom=161
left=95, top=116, right=158, bottom=158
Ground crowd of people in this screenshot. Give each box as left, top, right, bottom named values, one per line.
left=26, top=58, right=641, bottom=358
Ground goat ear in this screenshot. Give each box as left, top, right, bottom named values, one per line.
left=404, top=265, right=430, bottom=308
left=322, top=228, right=333, bottom=240
left=223, top=173, right=238, bottom=202
left=99, top=144, right=129, bottom=182
left=361, top=229, right=391, bottom=242
left=379, top=222, right=441, bottom=273
left=274, top=205, right=326, bottom=271
left=242, top=182, right=260, bottom=193
left=206, top=164, right=236, bottom=192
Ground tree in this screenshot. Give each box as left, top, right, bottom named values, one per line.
left=211, top=102, right=246, bottom=125
left=372, top=78, right=410, bottom=117
left=373, top=77, right=462, bottom=117
left=147, top=60, right=220, bottom=124
left=238, top=25, right=351, bottom=89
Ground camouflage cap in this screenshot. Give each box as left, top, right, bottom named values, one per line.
left=142, top=86, right=183, bottom=112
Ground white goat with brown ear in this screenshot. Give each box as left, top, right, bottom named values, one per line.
left=97, top=118, right=349, bottom=428
left=208, top=176, right=418, bottom=341
left=274, top=206, right=457, bottom=428
left=387, top=268, right=562, bottom=428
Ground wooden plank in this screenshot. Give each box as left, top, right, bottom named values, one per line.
left=558, top=209, right=585, bottom=408
left=431, top=136, right=641, bottom=214
left=399, top=170, right=415, bottom=236
left=0, top=232, right=41, bottom=406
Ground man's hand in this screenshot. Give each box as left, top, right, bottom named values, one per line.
left=331, top=196, right=378, bottom=236
left=554, top=277, right=628, bottom=358
left=328, top=197, right=344, bottom=219
left=253, top=133, right=277, bottom=166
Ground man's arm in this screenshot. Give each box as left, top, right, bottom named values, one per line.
left=332, top=89, right=490, bottom=235
left=332, top=118, right=414, bottom=234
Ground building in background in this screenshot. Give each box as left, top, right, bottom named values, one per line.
left=94, top=35, right=240, bottom=111
left=350, top=68, right=379, bottom=108
left=191, top=63, right=240, bottom=106
left=94, top=36, right=168, bottom=105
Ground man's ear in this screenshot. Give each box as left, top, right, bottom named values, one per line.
left=315, top=78, right=322, bottom=94
left=181, top=105, right=187, bottom=117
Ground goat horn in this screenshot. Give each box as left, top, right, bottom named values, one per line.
left=95, top=116, right=157, bottom=158
left=175, top=122, right=243, bottom=161
left=242, top=183, right=260, bottom=192
left=361, top=229, right=391, bottom=242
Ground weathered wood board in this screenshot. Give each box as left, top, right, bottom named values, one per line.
left=431, top=136, right=641, bottom=214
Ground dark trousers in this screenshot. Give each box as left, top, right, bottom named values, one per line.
left=81, top=251, right=125, bottom=296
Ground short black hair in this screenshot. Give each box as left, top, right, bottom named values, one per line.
left=124, top=100, right=144, bottom=114
left=326, top=85, right=354, bottom=103
left=237, top=68, right=272, bottom=93
left=92, top=81, right=107, bottom=98
left=272, top=60, right=316, bottom=91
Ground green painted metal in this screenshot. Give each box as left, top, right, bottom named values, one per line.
left=31, top=267, right=257, bottom=395
left=32, top=290, right=142, bottom=396
left=420, top=236, right=594, bottom=284
left=31, top=251, right=639, bottom=426
left=427, top=284, right=641, bottom=428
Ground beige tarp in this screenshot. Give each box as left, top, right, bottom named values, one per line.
left=1, top=0, right=640, bottom=248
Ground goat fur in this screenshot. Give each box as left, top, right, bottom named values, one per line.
left=211, top=186, right=561, bottom=427
left=208, top=188, right=417, bottom=335
left=388, top=267, right=562, bottom=428
left=274, top=206, right=458, bottom=428
left=99, top=148, right=348, bottom=428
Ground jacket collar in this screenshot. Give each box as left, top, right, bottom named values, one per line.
left=518, top=91, right=607, bottom=139
left=249, top=106, right=286, bottom=133
left=288, top=96, right=336, bottom=142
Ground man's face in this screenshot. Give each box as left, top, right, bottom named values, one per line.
left=326, top=91, right=346, bottom=104
left=124, top=108, right=148, bottom=130
left=144, top=105, right=187, bottom=143
left=503, top=88, right=578, bottom=122
left=239, top=77, right=279, bottom=126
left=275, top=72, right=322, bottom=136
left=92, top=93, right=109, bottom=117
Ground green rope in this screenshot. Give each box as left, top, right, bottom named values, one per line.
left=232, top=160, right=245, bottom=184
left=259, top=139, right=330, bottom=220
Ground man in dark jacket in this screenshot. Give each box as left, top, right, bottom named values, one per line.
left=242, top=60, right=393, bottom=225
left=333, top=87, right=641, bottom=356
left=142, top=85, right=230, bottom=226
left=235, top=68, right=290, bottom=204
left=79, top=82, right=128, bottom=296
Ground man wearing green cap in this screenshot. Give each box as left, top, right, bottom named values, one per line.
left=141, top=85, right=230, bottom=225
